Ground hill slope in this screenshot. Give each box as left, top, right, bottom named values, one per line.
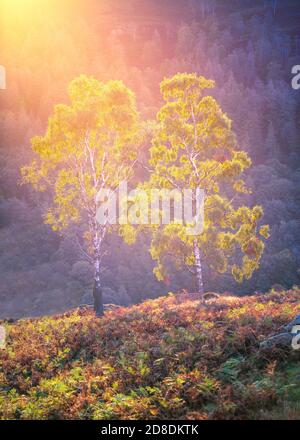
left=0, top=289, right=300, bottom=420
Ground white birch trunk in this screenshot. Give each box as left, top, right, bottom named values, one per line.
left=92, top=227, right=104, bottom=317
left=93, top=255, right=103, bottom=317
left=194, top=240, right=204, bottom=300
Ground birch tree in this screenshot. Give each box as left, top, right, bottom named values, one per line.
left=146, top=73, right=269, bottom=299
left=22, top=75, right=138, bottom=316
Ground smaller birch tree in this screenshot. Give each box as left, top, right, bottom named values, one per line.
left=146, top=73, right=269, bottom=298
left=22, top=75, right=138, bottom=316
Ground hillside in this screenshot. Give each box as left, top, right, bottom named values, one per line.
left=0, top=289, right=299, bottom=420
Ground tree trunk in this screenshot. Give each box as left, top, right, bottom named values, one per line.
left=194, top=240, right=204, bottom=301
left=93, top=258, right=103, bottom=317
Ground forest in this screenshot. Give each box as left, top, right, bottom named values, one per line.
left=0, top=0, right=300, bottom=318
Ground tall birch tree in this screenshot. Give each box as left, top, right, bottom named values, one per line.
left=22, top=75, right=138, bottom=316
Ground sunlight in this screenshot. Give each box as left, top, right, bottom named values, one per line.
left=1, top=0, right=73, bottom=23
left=2, top=0, right=39, bottom=14
left=1, top=0, right=52, bottom=28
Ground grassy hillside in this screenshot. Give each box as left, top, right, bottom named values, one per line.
left=0, top=289, right=300, bottom=420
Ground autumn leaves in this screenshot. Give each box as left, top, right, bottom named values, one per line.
left=22, top=73, right=269, bottom=309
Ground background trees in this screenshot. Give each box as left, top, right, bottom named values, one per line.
left=0, top=0, right=299, bottom=317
